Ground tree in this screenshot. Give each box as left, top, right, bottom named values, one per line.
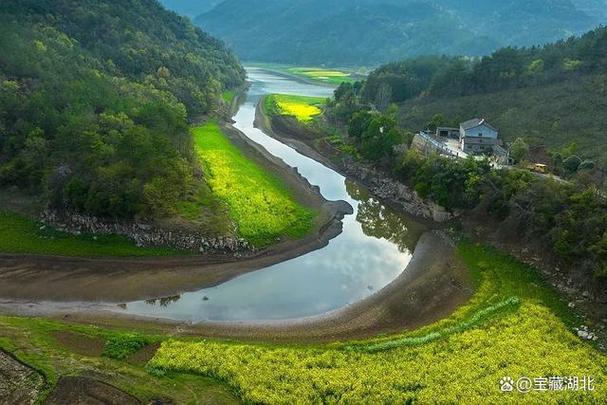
left=563, top=155, right=582, bottom=173
left=427, top=113, right=446, bottom=132
left=375, top=83, right=392, bottom=112
left=510, top=138, right=529, bottom=163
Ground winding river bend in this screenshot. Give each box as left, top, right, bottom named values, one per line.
left=117, top=68, right=426, bottom=322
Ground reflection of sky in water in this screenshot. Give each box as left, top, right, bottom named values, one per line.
left=120, top=68, right=422, bottom=322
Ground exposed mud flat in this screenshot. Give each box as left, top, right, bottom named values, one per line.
left=0, top=231, right=472, bottom=343
left=45, top=376, right=140, bottom=405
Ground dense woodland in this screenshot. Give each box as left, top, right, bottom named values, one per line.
left=324, top=27, right=607, bottom=282
left=0, top=0, right=245, bottom=219
left=193, top=0, right=605, bottom=65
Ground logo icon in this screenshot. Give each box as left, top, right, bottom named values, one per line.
left=500, top=377, right=515, bottom=392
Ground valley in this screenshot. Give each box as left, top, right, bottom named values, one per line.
left=2, top=1, right=607, bottom=403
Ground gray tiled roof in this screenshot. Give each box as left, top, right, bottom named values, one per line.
left=460, top=118, right=498, bottom=132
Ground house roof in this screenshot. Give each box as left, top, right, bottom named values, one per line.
left=460, top=118, right=498, bottom=132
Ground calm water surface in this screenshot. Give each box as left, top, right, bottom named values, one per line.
left=119, top=68, right=425, bottom=322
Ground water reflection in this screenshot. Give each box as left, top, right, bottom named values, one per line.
left=116, top=69, right=426, bottom=322
left=346, top=181, right=424, bottom=254
left=144, top=295, right=181, bottom=307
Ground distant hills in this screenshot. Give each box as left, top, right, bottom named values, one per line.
left=178, top=0, right=607, bottom=66
left=159, top=0, right=222, bottom=18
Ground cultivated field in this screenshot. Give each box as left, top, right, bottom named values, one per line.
left=264, top=94, right=326, bottom=123
left=193, top=121, right=315, bottom=246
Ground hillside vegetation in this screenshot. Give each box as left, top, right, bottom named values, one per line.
left=194, top=0, right=604, bottom=65
left=316, top=26, right=607, bottom=285
left=0, top=0, right=245, bottom=220
left=355, top=26, right=607, bottom=166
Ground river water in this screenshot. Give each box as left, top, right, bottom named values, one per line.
left=119, top=68, right=425, bottom=322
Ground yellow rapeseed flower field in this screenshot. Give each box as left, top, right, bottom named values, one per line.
left=149, top=243, right=607, bottom=404
left=266, top=94, right=326, bottom=122
left=193, top=121, right=315, bottom=246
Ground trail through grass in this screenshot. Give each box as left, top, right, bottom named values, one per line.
left=193, top=121, right=315, bottom=247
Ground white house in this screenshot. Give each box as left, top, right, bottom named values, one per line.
left=459, top=118, right=499, bottom=154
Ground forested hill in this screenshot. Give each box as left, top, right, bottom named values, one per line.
left=0, top=0, right=245, bottom=219
left=347, top=26, right=607, bottom=165
left=194, top=0, right=605, bottom=66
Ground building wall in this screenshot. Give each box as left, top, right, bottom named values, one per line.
left=459, top=123, right=498, bottom=139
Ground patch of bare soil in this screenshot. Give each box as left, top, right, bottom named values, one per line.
left=44, top=376, right=140, bottom=405
left=126, top=343, right=160, bottom=366
left=0, top=350, right=45, bottom=405
left=52, top=331, right=105, bottom=357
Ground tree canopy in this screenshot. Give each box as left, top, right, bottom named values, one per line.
left=0, top=0, right=245, bottom=219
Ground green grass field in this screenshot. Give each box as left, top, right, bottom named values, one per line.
left=264, top=94, right=326, bottom=122
left=193, top=121, right=315, bottom=247
left=148, top=242, right=607, bottom=404
left=0, top=317, right=239, bottom=404
left=286, top=67, right=355, bottom=85
left=0, top=211, right=179, bottom=257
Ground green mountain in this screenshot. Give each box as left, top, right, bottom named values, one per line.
left=0, top=0, right=245, bottom=219
left=194, top=0, right=603, bottom=66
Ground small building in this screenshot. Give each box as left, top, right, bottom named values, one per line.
left=459, top=118, right=499, bottom=154
left=436, top=126, right=459, bottom=139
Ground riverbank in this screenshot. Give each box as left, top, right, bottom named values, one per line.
left=0, top=120, right=352, bottom=303
left=255, top=96, right=451, bottom=223
left=0, top=230, right=470, bottom=343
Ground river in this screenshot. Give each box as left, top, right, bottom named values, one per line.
left=117, top=68, right=425, bottom=322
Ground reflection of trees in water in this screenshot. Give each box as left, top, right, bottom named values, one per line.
left=145, top=295, right=181, bottom=307
left=346, top=180, right=424, bottom=253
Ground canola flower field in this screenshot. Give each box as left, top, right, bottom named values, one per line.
left=264, top=94, right=326, bottom=123
left=148, top=242, right=607, bottom=404
left=193, top=121, right=315, bottom=247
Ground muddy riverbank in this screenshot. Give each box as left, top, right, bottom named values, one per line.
left=255, top=97, right=452, bottom=223
left=0, top=231, right=472, bottom=343
left=0, top=121, right=351, bottom=303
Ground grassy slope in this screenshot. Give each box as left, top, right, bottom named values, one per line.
left=264, top=94, right=326, bottom=123
left=399, top=73, right=607, bottom=165
left=0, top=211, right=180, bottom=257
left=148, top=242, right=607, bottom=403
left=221, top=90, right=236, bottom=104
left=193, top=121, right=315, bottom=247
